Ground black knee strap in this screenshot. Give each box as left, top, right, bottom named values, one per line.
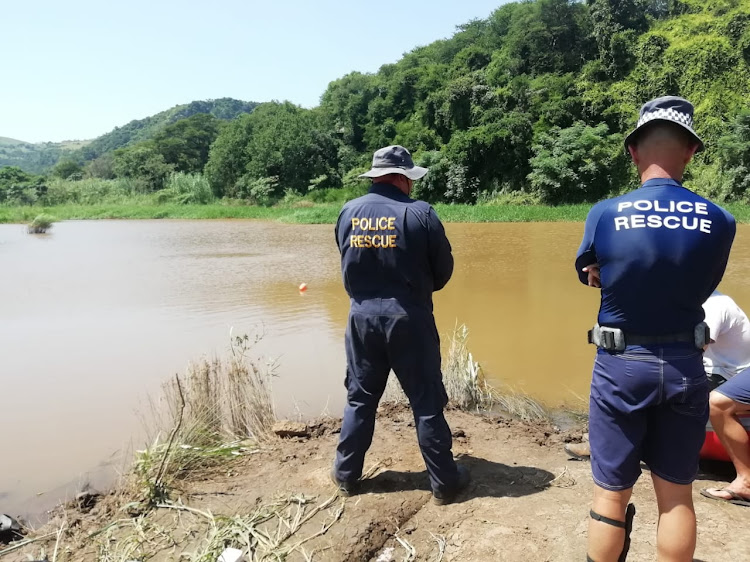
left=587, top=503, right=636, bottom=562
left=589, top=509, right=626, bottom=528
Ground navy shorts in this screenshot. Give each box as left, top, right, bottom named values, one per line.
left=589, top=344, right=709, bottom=490
left=715, top=367, right=750, bottom=404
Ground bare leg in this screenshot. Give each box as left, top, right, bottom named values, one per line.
left=706, top=391, right=750, bottom=498
left=588, top=485, right=632, bottom=562
left=651, top=474, right=696, bottom=562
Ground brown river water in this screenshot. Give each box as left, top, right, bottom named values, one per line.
left=1, top=220, right=749, bottom=517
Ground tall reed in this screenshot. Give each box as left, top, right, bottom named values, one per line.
left=384, top=323, right=548, bottom=422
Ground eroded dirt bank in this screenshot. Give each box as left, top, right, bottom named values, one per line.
left=5, top=406, right=746, bottom=561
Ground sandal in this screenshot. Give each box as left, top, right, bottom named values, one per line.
left=700, top=488, right=750, bottom=507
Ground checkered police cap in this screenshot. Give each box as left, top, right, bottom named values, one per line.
left=624, top=96, right=704, bottom=153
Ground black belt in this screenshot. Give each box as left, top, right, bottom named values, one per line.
left=623, top=332, right=694, bottom=346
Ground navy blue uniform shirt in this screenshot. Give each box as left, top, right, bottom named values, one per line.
left=576, top=178, right=735, bottom=335
left=336, top=183, right=453, bottom=310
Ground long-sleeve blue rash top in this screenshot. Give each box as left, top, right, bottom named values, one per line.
left=575, top=178, right=736, bottom=335
left=336, top=183, right=454, bottom=311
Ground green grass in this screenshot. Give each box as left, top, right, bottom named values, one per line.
left=1, top=202, right=749, bottom=225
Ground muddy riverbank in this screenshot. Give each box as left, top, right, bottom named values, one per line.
left=4, top=405, right=745, bottom=561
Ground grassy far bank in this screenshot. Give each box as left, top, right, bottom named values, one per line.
left=0, top=203, right=593, bottom=224
left=3, top=201, right=750, bottom=225
left=5, top=203, right=750, bottom=224
left=4, top=174, right=750, bottom=225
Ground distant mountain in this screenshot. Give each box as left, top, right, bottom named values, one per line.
left=0, top=138, right=75, bottom=174
left=75, top=98, right=258, bottom=162
left=0, top=137, right=30, bottom=146
left=0, top=98, right=258, bottom=174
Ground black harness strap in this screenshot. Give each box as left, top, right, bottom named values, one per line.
left=587, top=503, right=636, bottom=562
left=589, top=510, right=626, bottom=528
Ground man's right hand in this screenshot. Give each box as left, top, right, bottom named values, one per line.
left=582, top=263, right=601, bottom=288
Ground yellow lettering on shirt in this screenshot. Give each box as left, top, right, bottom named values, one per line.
left=348, top=217, right=399, bottom=249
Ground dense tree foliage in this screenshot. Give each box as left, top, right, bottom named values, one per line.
left=528, top=122, right=628, bottom=203
left=52, top=159, right=83, bottom=180
left=151, top=114, right=223, bottom=174
left=205, top=102, right=342, bottom=201
left=212, top=0, right=750, bottom=206
left=0, top=166, right=47, bottom=204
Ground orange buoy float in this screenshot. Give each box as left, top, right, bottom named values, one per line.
left=298, top=283, right=308, bottom=293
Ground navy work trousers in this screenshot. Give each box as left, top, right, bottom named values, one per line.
left=334, top=298, right=458, bottom=493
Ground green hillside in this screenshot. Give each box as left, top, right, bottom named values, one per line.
left=0, top=98, right=257, bottom=174
left=196, top=0, right=750, bottom=206
left=0, top=138, right=74, bottom=174
left=0, top=137, right=29, bottom=146
left=75, top=98, right=258, bottom=162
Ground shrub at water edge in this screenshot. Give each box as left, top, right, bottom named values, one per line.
left=27, top=213, right=55, bottom=234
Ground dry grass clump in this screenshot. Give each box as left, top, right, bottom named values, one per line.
left=167, top=334, right=276, bottom=445
left=7, top=493, right=346, bottom=561
left=170, top=494, right=345, bottom=561
left=136, top=333, right=277, bottom=502
left=384, top=324, right=549, bottom=423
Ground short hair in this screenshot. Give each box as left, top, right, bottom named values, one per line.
left=633, top=121, right=698, bottom=151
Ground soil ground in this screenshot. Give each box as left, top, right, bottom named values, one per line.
left=4, top=405, right=746, bottom=561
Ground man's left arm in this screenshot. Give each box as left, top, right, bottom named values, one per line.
left=426, top=207, right=454, bottom=291
left=575, top=202, right=605, bottom=287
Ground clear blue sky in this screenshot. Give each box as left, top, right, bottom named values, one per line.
left=3, top=0, right=509, bottom=143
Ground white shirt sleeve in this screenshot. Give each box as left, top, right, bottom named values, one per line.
left=703, top=295, right=729, bottom=342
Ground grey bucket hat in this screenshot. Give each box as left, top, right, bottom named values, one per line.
left=359, top=145, right=428, bottom=180
left=624, top=96, right=704, bottom=152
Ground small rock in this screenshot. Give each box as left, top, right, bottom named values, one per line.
left=272, top=421, right=310, bottom=438
left=452, top=429, right=466, bottom=438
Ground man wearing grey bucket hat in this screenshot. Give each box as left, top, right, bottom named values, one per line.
left=576, top=97, right=735, bottom=561
left=331, top=145, right=469, bottom=505
left=358, top=145, right=430, bottom=181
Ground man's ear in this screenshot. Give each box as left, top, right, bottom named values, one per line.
left=627, top=144, right=639, bottom=164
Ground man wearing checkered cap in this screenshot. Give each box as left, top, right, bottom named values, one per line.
left=575, top=97, right=736, bottom=561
